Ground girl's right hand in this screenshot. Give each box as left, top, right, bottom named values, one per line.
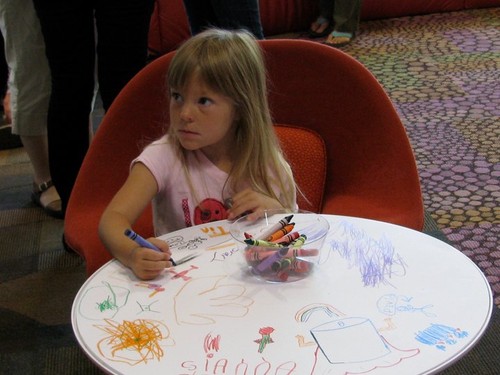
left=129, top=240, right=173, bottom=280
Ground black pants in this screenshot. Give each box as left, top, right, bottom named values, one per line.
left=183, top=0, right=264, bottom=39
left=32, top=0, right=154, bottom=214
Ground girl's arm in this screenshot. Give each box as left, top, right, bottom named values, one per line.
left=99, top=162, right=172, bottom=280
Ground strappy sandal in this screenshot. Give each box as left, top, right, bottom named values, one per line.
left=308, top=16, right=331, bottom=38
left=31, top=180, right=63, bottom=219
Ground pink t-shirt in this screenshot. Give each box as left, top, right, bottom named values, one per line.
left=133, top=135, right=294, bottom=236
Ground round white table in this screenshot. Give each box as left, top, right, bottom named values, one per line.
left=72, top=215, right=493, bottom=374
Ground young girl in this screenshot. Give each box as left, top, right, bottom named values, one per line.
left=99, top=28, right=297, bottom=280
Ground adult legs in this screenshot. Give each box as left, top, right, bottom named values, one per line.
left=182, top=0, right=218, bottom=35
left=309, top=0, right=334, bottom=37
left=325, top=0, right=362, bottom=46
left=95, top=0, right=155, bottom=111
left=332, top=0, right=362, bottom=35
left=33, top=0, right=96, bottom=214
left=0, top=0, right=61, bottom=215
left=183, top=0, right=264, bottom=39
left=210, top=0, right=264, bottom=39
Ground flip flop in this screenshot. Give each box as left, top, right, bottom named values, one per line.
left=308, top=16, right=331, bottom=38
left=324, top=31, right=354, bottom=47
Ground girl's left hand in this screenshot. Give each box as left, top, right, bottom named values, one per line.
left=227, top=188, right=283, bottom=221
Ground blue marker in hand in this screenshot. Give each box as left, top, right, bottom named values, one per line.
left=124, top=229, right=177, bottom=266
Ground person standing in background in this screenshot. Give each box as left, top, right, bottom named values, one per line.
left=0, top=0, right=62, bottom=217
left=32, top=0, right=155, bottom=217
left=309, top=0, right=362, bottom=47
left=182, top=0, right=264, bottom=39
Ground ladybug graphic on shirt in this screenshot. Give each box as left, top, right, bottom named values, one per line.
left=193, top=198, right=228, bottom=225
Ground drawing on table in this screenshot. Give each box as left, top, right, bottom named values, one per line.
left=136, top=281, right=165, bottom=297
left=95, top=318, right=174, bottom=365
left=296, top=305, right=419, bottom=373
left=165, top=235, right=209, bottom=250
left=174, top=275, right=254, bottom=325
left=329, top=221, right=407, bottom=287
left=78, top=281, right=130, bottom=320
left=201, top=225, right=230, bottom=238
left=296, top=334, right=316, bottom=347
left=204, top=333, right=221, bottom=354
left=378, top=317, right=397, bottom=332
left=207, top=241, right=237, bottom=252
left=137, top=300, right=160, bottom=314
left=415, top=323, right=469, bottom=351
left=168, top=265, right=199, bottom=281
left=209, top=244, right=239, bottom=263
left=295, top=303, right=345, bottom=322
left=254, top=326, right=275, bottom=353
left=377, top=294, right=436, bottom=317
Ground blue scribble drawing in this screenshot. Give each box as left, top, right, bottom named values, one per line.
left=377, top=294, right=436, bottom=317
left=415, top=324, right=469, bottom=351
left=329, top=221, right=407, bottom=287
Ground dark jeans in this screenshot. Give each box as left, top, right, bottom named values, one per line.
left=319, top=0, right=362, bottom=34
left=183, top=0, right=264, bottom=39
left=32, top=0, right=154, bottom=213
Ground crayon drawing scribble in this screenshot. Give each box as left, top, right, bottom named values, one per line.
left=167, top=265, right=199, bottom=281
left=95, top=318, right=174, bottom=365
left=165, top=235, right=209, bottom=250
left=254, top=326, right=275, bottom=353
left=97, top=295, right=118, bottom=313
left=174, top=275, right=254, bottom=325
left=295, top=305, right=419, bottom=374
left=137, top=300, right=160, bottom=314
left=204, top=333, right=221, bottom=353
left=79, top=281, right=130, bottom=320
left=377, top=294, right=436, bottom=317
left=330, top=221, right=407, bottom=287
left=136, top=282, right=165, bottom=297
left=201, top=225, right=230, bottom=238
left=415, top=324, right=468, bottom=351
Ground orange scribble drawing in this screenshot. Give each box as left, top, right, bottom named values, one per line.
left=201, top=226, right=229, bottom=238
left=95, top=318, right=174, bottom=365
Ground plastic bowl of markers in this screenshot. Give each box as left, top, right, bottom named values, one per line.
left=230, top=209, right=330, bottom=283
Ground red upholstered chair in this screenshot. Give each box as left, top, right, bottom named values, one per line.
left=64, top=39, right=424, bottom=276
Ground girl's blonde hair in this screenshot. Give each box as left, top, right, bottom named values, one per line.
left=167, top=28, right=296, bottom=209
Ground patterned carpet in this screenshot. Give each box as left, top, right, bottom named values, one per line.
left=300, top=8, right=500, bottom=306
left=0, top=7, right=498, bottom=375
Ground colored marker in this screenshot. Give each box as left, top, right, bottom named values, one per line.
left=266, top=223, right=295, bottom=242
left=256, top=247, right=289, bottom=272
left=245, top=247, right=319, bottom=262
left=291, top=234, right=307, bottom=248
left=124, top=229, right=177, bottom=266
left=244, top=238, right=283, bottom=248
left=272, top=231, right=300, bottom=245
left=256, top=214, right=294, bottom=240
left=271, top=256, right=293, bottom=272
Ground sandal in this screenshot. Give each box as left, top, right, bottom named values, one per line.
left=324, top=31, right=353, bottom=47
left=308, top=16, right=331, bottom=38
left=31, top=180, right=63, bottom=219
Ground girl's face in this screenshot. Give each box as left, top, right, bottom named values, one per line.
left=170, top=73, right=238, bottom=167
